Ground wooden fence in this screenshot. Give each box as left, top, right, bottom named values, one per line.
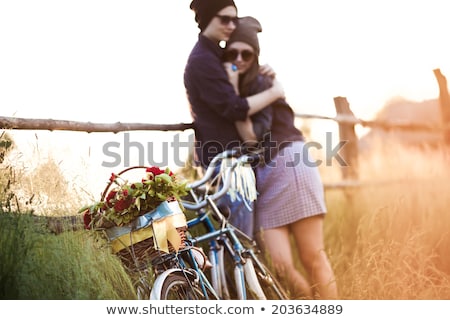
left=1, top=68, right=450, bottom=190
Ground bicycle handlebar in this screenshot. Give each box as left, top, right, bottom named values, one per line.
left=187, top=149, right=239, bottom=189
left=182, top=153, right=257, bottom=211
left=187, top=147, right=264, bottom=190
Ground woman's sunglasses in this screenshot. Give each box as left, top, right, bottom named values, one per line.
left=215, top=14, right=239, bottom=26
left=224, top=49, right=255, bottom=62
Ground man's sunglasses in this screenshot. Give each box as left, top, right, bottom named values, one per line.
left=224, top=49, right=255, bottom=62
left=215, top=14, right=239, bottom=26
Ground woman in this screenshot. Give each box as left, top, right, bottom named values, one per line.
left=185, top=0, right=284, bottom=238
left=185, top=0, right=284, bottom=168
left=223, top=16, right=338, bottom=299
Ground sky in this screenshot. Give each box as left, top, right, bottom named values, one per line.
left=1, top=0, right=450, bottom=198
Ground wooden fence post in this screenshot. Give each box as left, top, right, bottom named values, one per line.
left=333, top=96, right=358, bottom=181
left=433, top=68, right=450, bottom=145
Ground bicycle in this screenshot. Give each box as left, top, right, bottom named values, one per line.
left=92, top=166, right=220, bottom=300
left=180, top=149, right=289, bottom=300
left=88, top=151, right=287, bottom=300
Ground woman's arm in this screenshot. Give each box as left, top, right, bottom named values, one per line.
left=246, top=78, right=284, bottom=116
left=223, top=62, right=259, bottom=143
left=235, top=118, right=258, bottom=144
left=223, top=62, right=285, bottom=117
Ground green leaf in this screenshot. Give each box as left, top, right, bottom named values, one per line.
left=133, top=182, right=143, bottom=189
left=144, top=179, right=154, bottom=186
left=135, top=197, right=141, bottom=211
left=157, top=173, right=172, bottom=184
left=78, top=205, right=89, bottom=213
left=156, top=192, right=167, bottom=200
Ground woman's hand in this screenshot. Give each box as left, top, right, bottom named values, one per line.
left=223, top=62, right=239, bottom=94
left=259, top=64, right=276, bottom=78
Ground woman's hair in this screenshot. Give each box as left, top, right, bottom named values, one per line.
left=226, top=16, right=272, bottom=97
left=239, top=61, right=260, bottom=97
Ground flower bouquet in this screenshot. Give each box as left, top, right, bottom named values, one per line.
left=81, top=166, right=189, bottom=230
left=79, top=166, right=190, bottom=269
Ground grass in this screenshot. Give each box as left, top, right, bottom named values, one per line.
left=322, top=142, right=450, bottom=299
left=326, top=185, right=450, bottom=299
left=0, top=213, right=136, bottom=299
left=1, top=135, right=450, bottom=299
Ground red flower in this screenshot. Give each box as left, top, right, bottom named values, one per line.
left=82, top=209, right=92, bottom=229
left=145, top=166, right=174, bottom=179
left=114, top=197, right=133, bottom=212
left=109, top=173, right=117, bottom=182
left=146, top=166, right=165, bottom=176
left=105, top=190, right=117, bottom=208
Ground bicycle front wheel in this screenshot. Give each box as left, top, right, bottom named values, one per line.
left=159, top=274, right=215, bottom=300
left=254, top=260, right=289, bottom=299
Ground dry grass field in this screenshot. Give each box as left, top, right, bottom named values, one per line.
left=1, top=131, right=450, bottom=299
left=322, top=141, right=450, bottom=299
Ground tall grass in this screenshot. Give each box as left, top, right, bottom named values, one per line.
left=324, top=142, right=450, bottom=299
left=0, top=213, right=136, bottom=299
left=1, top=132, right=136, bottom=298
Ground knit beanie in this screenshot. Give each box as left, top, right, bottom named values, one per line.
left=190, top=0, right=237, bottom=31
left=227, top=16, right=262, bottom=54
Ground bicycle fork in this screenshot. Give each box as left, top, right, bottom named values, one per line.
left=222, top=232, right=266, bottom=300
left=209, top=241, right=230, bottom=299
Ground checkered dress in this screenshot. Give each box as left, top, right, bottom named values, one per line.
left=254, top=141, right=327, bottom=230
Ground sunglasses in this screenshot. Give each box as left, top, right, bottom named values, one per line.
left=224, top=49, right=255, bottom=62
left=215, top=14, right=239, bottom=26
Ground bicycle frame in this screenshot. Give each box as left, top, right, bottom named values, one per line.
left=149, top=150, right=287, bottom=300
left=181, top=151, right=283, bottom=300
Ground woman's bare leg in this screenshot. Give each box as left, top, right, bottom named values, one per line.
left=291, top=215, right=338, bottom=299
left=258, top=226, right=313, bottom=299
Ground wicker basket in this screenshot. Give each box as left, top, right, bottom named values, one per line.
left=105, top=201, right=188, bottom=272
left=114, top=226, right=187, bottom=272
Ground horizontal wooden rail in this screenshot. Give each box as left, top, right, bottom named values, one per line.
left=0, top=116, right=193, bottom=133
left=1, top=114, right=447, bottom=133
left=294, top=113, right=447, bottom=132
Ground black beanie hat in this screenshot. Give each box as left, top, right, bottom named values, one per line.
left=190, top=0, right=237, bottom=31
left=227, top=16, right=262, bottom=54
